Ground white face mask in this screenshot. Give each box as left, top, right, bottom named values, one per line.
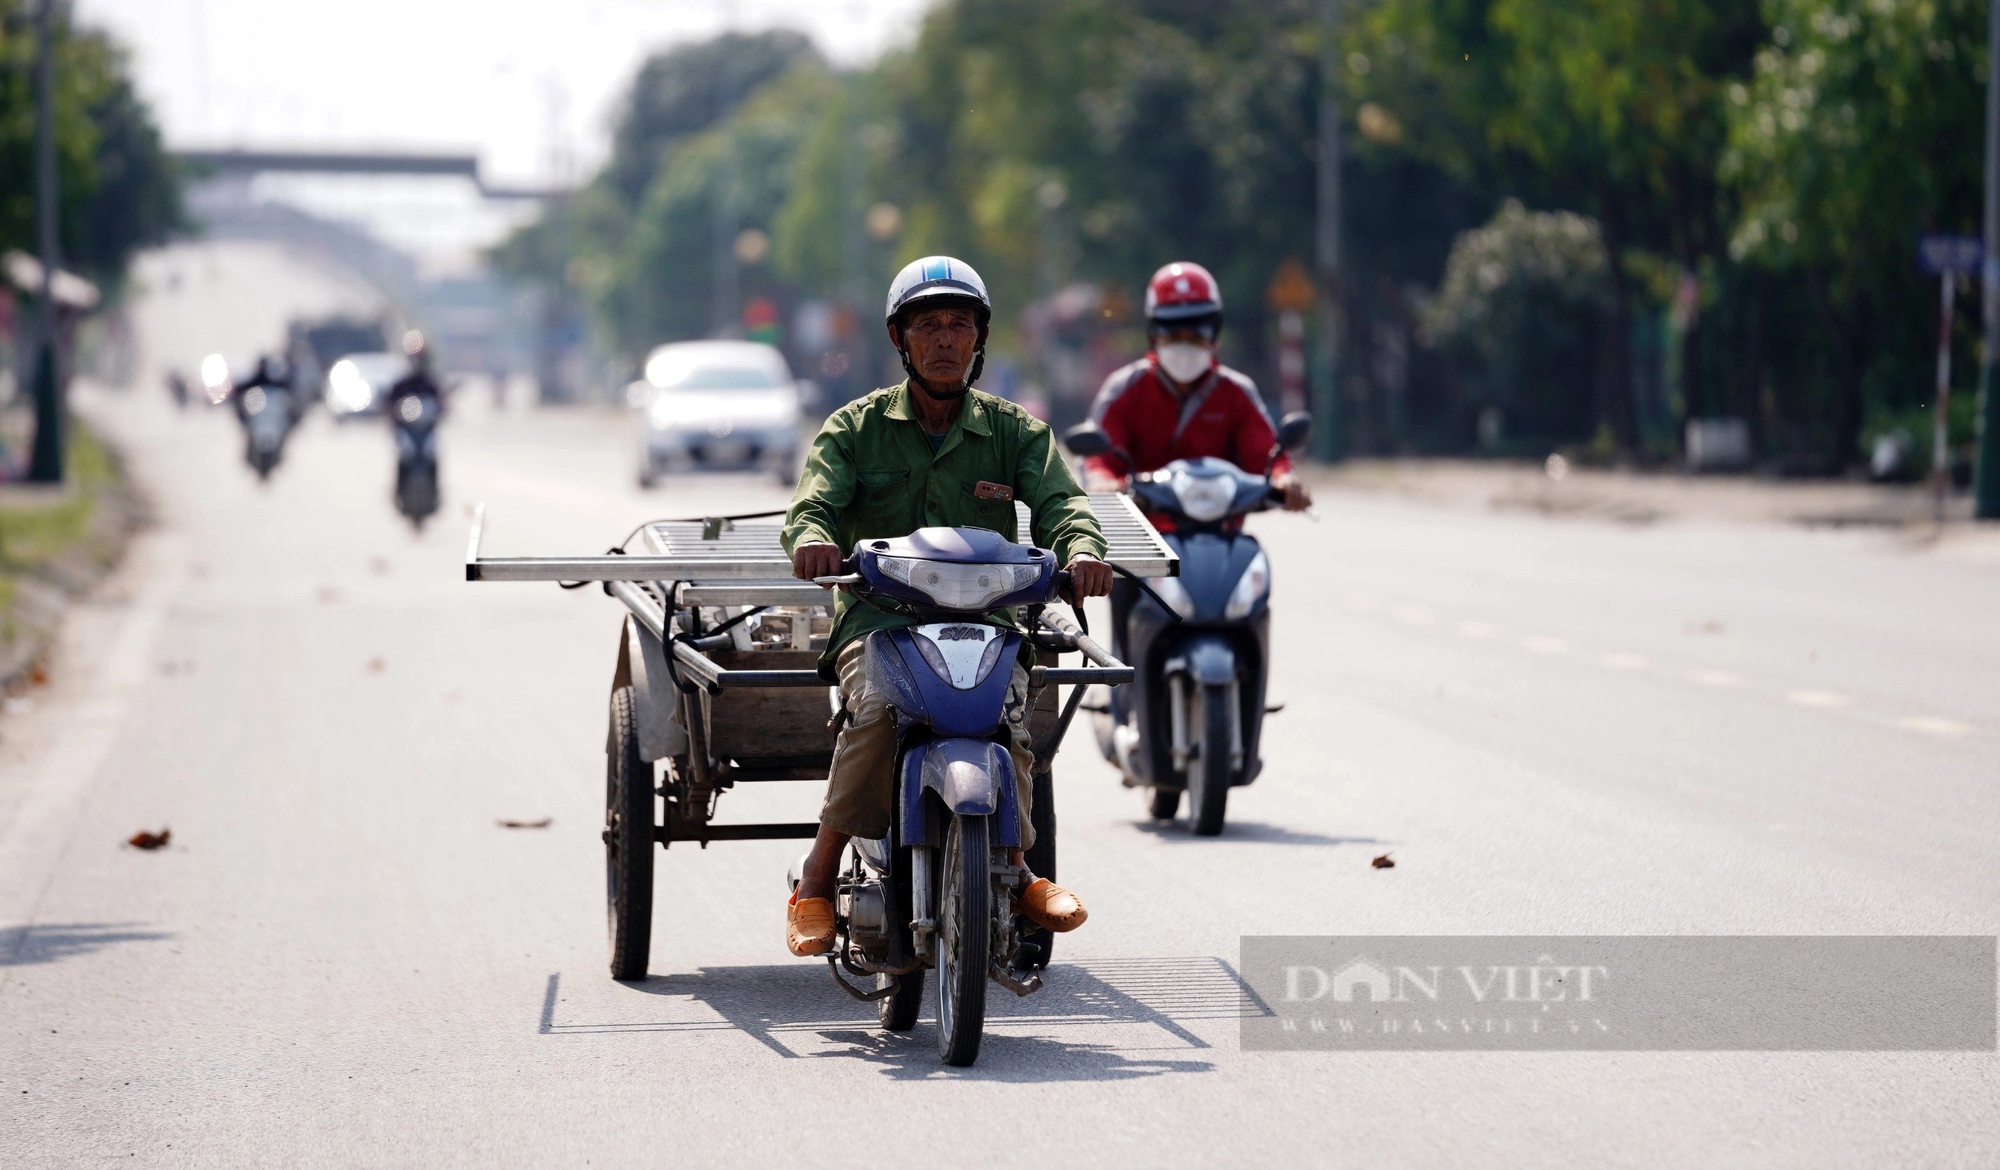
left=1155, top=342, right=1214, bottom=385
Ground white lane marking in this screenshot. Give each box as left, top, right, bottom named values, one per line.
left=1458, top=621, right=1498, bottom=639
left=1897, top=715, right=1974, bottom=737
left=1787, top=690, right=1852, bottom=708
left=1687, top=669, right=1746, bottom=688
left=1601, top=653, right=1651, bottom=670
left=1392, top=604, right=1434, bottom=626
left=0, top=534, right=186, bottom=961
left=1522, top=636, right=1570, bottom=655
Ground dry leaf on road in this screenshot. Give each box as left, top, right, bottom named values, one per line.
left=128, top=828, right=172, bottom=850
left=1371, top=852, right=1395, bottom=869
left=498, top=817, right=552, bottom=829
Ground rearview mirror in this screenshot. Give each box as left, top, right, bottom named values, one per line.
left=1061, top=423, right=1112, bottom=458
left=1275, top=411, right=1312, bottom=452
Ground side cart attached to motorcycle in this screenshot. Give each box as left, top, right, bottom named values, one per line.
left=465, top=495, right=1175, bottom=1065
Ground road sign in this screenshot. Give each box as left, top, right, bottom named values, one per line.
left=1265, top=257, right=1316, bottom=312
left=1918, top=234, right=1983, bottom=275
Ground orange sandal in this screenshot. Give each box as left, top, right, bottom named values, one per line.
left=786, top=893, right=836, bottom=957
left=1016, top=878, right=1088, bottom=933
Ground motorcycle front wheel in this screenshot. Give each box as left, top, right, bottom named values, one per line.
left=935, top=812, right=990, bottom=1066
left=1190, top=684, right=1233, bottom=836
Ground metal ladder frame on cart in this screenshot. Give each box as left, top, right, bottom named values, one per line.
left=464, top=496, right=1174, bottom=843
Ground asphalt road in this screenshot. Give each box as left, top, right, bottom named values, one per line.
left=3, top=243, right=1996, bottom=1167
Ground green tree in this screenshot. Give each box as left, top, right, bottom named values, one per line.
left=1722, top=0, right=1987, bottom=464
left=0, top=5, right=180, bottom=295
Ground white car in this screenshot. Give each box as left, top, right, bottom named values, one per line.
left=324, top=352, right=409, bottom=418
left=633, top=340, right=805, bottom=487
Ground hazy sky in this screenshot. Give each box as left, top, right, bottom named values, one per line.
left=77, top=0, right=933, bottom=183
left=73, top=0, right=934, bottom=271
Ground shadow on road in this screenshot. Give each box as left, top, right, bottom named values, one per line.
left=0, top=922, right=174, bottom=967
left=540, top=955, right=1262, bottom=1079
left=807, top=1027, right=1214, bottom=1081
left=1131, top=818, right=1383, bottom=847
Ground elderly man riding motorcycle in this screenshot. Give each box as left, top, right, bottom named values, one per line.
left=1083, top=261, right=1313, bottom=514
left=782, top=256, right=1114, bottom=957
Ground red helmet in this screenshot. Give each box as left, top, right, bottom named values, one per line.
left=1144, top=261, right=1223, bottom=326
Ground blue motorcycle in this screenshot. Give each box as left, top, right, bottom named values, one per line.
left=1062, top=414, right=1309, bottom=835
left=810, top=527, right=1131, bottom=1065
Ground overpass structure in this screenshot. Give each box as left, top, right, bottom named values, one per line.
left=175, top=149, right=564, bottom=200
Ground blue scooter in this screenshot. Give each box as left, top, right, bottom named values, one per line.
left=809, top=527, right=1131, bottom=1066
left=1062, top=413, right=1309, bottom=835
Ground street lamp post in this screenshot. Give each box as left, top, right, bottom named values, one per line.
left=27, top=0, right=63, bottom=484
left=1312, top=0, right=1343, bottom=463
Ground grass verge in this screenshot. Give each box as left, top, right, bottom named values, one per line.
left=0, top=423, right=141, bottom=684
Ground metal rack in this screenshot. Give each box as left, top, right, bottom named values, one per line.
left=464, top=493, right=1178, bottom=591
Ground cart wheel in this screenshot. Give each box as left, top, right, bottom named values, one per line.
left=879, top=968, right=925, bottom=1030
left=1017, top=767, right=1057, bottom=971
left=882, top=841, right=926, bottom=1029
left=1147, top=786, right=1181, bottom=820
left=605, top=685, right=655, bottom=980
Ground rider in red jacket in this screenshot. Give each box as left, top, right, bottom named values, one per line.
left=1083, top=261, right=1311, bottom=515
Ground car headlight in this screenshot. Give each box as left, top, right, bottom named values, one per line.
left=877, top=557, right=1043, bottom=610
left=1146, top=575, right=1195, bottom=619
left=1173, top=471, right=1236, bottom=522
left=648, top=398, right=680, bottom=429
left=327, top=362, right=372, bottom=412
left=1223, top=550, right=1270, bottom=620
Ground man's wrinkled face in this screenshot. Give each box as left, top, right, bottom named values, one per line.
left=895, top=303, right=981, bottom=390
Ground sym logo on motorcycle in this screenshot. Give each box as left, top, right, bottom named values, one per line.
left=1062, top=412, right=1310, bottom=835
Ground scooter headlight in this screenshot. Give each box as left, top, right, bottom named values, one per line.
left=1223, top=550, right=1270, bottom=620
left=1172, top=471, right=1236, bottom=522
left=876, top=556, right=1042, bottom=610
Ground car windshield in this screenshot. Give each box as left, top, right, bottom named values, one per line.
left=658, top=366, right=780, bottom=391
left=345, top=355, right=405, bottom=385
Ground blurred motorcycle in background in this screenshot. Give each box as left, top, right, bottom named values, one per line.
left=232, top=355, right=299, bottom=483
left=391, top=390, right=441, bottom=531
left=1061, top=412, right=1310, bottom=835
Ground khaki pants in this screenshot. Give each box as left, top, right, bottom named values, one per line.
left=820, top=637, right=1037, bottom=848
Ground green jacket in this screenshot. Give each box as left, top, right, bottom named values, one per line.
left=783, top=381, right=1107, bottom=679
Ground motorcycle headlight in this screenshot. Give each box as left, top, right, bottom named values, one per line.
left=876, top=557, right=1043, bottom=610
left=241, top=386, right=268, bottom=416
left=1173, top=472, right=1236, bottom=522
left=1223, top=550, right=1270, bottom=620
left=1146, top=575, right=1195, bottom=619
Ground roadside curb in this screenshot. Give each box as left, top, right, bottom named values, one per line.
left=0, top=426, right=151, bottom=694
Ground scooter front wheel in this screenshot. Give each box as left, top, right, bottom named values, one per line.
left=1190, top=684, right=1233, bottom=836
left=935, top=812, right=990, bottom=1066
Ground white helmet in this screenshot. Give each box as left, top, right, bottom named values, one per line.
left=884, top=255, right=991, bottom=388
left=884, top=255, right=991, bottom=327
